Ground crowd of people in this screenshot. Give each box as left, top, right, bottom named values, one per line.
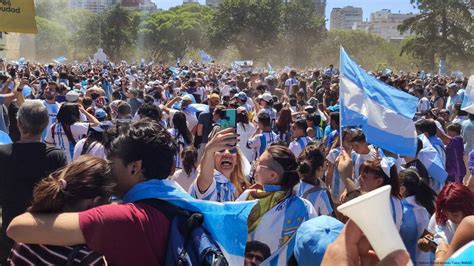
left=0, top=59, right=472, bottom=265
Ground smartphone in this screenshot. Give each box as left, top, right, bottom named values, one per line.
left=218, top=109, right=237, bottom=129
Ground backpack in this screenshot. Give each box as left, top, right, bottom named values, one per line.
left=140, top=199, right=228, bottom=266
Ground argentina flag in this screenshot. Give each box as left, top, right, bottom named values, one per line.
left=339, top=47, right=418, bottom=157
left=461, top=76, right=474, bottom=114
left=418, top=134, right=448, bottom=192
left=122, top=179, right=257, bottom=265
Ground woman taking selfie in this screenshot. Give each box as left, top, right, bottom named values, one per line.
left=7, top=155, right=113, bottom=265
left=190, top=128, right=249, bottom=202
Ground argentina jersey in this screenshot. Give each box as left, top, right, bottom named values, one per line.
left=326, top=147, right=345, bottom=202
left=295, top=180, right=333, bottom=216
left=390, top=196, right=403, bottom=230
left=42, top=100, right=61, bottom=141
left=247, top=131, right=279, bottom=158
left=400, top=196, right=431, bottom=265
left=288, top=136, right=312, bottom=158
left=189, top=171, right=236, bottom=202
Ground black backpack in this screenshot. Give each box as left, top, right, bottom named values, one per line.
left=139, top=199, right=228, bottom=266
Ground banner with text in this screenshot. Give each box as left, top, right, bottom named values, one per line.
left=0, top=0, right=38, bottom=34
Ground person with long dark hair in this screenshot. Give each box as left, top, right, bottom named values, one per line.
left=168, top=111, right=193, bottom=169
left=73, top=122, right=112, bottom=160
left=236, top=107, right=256, bottom=162
left=296, top=145, right=333, bottom=216
left=170, top=146, right=198, bottom=191
left=399, top=169, right=437, bottom=264
left=45, top=103, right=99, bottom=162
left=275, top=107, right=292, bottom=144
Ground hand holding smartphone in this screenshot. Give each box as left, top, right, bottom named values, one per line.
left=218, top=109, right=237, bottom=129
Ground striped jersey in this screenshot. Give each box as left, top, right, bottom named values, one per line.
left=399, top=196, right=431, bottom=265
left=390, top=196, right=403, bottom=230
left=288, top=136, right=312, bottom=158
left=189, top=171, right=236, bottom=202
left=326, top=147, right=346, bottom=202
left=41, top=100, right=61, bottom=141
left=8, top=243, right=106, bottom=265
left=45, top=122, right=89, bottom=162
left=295, top=180, right=333, bottom=216
left=247, top=131, right=279, bottom=158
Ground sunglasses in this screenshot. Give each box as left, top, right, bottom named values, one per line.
left=218, top=148, right=238, bottom=154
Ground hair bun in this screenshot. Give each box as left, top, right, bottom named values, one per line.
left=297, top=161, right=311, bottom=175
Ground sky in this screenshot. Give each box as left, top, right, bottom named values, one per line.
left=154, top=0, right=419, bottom=27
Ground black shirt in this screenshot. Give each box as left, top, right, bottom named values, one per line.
left=0, top=143, right=67, bottom=240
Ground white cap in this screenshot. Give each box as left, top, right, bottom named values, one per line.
left=66, top=90, right=80, bottom=102
left=261, top=92, right=273, bottom=102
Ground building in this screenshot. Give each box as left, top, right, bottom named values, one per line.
left=69, top=0, right=116, bottom=13
left=205, top=0, right=221, bottom=7
left=353, top=9, right=415, bottom=42
left=330, top=6, right=363, bottom=30
left=313, top=0, right=326, bottom=18
left=120, top=0, right=156, bottom=11
left=183, top=0, right=198, bottom=3
left=206, top=0, right=326, bottom=17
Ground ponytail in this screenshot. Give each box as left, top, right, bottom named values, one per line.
left=399, top=169, right=436, bottom=215
left=267, top=145, right=300, bottom=193
left=181, top=146, right=198, bottom=177
left=28, top=155, right=113, bottom=213
left=28, top=175, right=66, bottom=213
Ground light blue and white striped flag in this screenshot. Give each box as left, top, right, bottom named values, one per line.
left=123, top=179, right=257, bottom=265
left=418, top=134, right=448, bottom=192
left=461, top=76, right=474, bottom=114
left=339, top=47, right=418, bottom=157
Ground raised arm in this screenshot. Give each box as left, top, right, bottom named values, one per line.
left=197, top=128, right=238, bottom=193
left=7, top=212, right=85, bottom=246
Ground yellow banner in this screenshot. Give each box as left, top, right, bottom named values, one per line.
left=0, top=0, right=38, bottom=34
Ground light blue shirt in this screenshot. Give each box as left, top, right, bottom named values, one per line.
left=0, top=130, right=12, bottom=144
left=190, top=171, right=236, bottom=202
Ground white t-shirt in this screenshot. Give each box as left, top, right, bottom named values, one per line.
left=169, top=109, right=198, bottom=132
left=170, top=168, right=198, bottom=192
left=45, top=122, right=89, bottom=162
left=73, top=139, right=106, bottom=160
left=237, top=122, right=256, bottom=162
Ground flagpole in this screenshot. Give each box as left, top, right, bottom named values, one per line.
left=339, top=46, right=343, bottom=148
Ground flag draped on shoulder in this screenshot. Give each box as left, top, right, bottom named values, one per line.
left=122, top=179, right=257, bottom=265
left=0, top=0, right=37, bottom=34
left=461, top=76, right=474, bottom=114
left=418, top=134, right=448, bottom=192
left=339, top=47, right=418, bottom=157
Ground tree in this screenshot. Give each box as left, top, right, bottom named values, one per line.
left=280, top=0, right=326, bottom=66
left=398, top=0, right=473, bottom=72
left=35, top=17, right=69, bottom=61
left=100, top=5, right=134, bottom=61
left=209, top=0, right=281, bottom=59
left=312, top=30, right=418, bottom=71
left=140, top=4, right=213, bottom=60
